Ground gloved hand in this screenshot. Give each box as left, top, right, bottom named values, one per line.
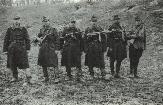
left=55, top=50, right=60, bottom=55
left=3, top=52, right=8, bottom=54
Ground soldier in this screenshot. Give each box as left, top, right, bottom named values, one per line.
left=84, top=16, right=107, bottom=79
left=107, top=15, right=127, bottom=78
left=61, top=20, right=83, bottom=81
left=36, top=17, right=59, bottom=82
left=3, top=16, right=31, bottom=83
left=128, top=16, right=146, bottom=78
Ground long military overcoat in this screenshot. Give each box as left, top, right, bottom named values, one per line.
left=84, top=24, right=107, bottom=68
left=3, top=27, right=30, bottom=69
left=37, top=26, right=59, bottom=67
left=107, top=22, right=127, bottom=61
left=128, top=23, right=146, bottom=59
left=61, top=26, right=83, bottom=68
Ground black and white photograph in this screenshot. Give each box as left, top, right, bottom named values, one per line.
left=0, top=0, right=163, bottom=104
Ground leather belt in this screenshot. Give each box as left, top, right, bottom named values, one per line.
left=113, top=38, right=121, bottom=40
left=13, top=40, right=25, bottom=44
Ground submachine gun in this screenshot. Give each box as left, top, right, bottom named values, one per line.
left=59, top=32, right=82, bottom=49
left=31, top=34, right=48, bottom=46
left=86, top=31, right=108, bottom=52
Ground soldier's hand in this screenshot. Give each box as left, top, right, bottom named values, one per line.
left=27, top=50, right=30, bottom=56
left=3, top=52, right=8, bottom=54
left=35, top=37, right=42, bottom=42
left=109, top=48, right=112, bottom=51
left=130, top=35, right=137, bottom=39
left=81, top=51, right=85, bottom=56
left=55, top=50, right=60, bottom=55
left=111, top=29, right=116, bottom=31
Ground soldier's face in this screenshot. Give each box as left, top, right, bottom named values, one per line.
left=43, top=21, right=50, bottom=27
left=13, top=20, right=20, bottom=27
left=70, top=23, right=76, bottom=27
left=135, top=20, right=141, bottom=25
left=115, top=20, right=119, bottom=23
left=91, top=21, right=96, bottom=26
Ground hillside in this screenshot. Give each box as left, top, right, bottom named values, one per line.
left=0, top=1, right=163, bottom=105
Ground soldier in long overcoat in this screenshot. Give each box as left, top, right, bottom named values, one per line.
left=3, top=16, right=31, bottom=83
left=61, top=20, right=83, bottom=81
left=84, top=16, right=107, bottom=79
left=107, top=15, right=127, bottom=78
left=128, top=16, right=146, bottom=78
left=36, top=17, right=59, bottom=82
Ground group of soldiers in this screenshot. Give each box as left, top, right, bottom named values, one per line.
left=3, top=14, right=146, bottom=84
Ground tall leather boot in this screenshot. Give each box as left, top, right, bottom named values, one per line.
left=114, top=60, right=122, bottom=78
left=88, top=66, right=94, bottom=78
left=76, top=67, right=82, bottom=82
left=43, top=67, right=49, bottom=82
left=130, top=59, right=134, bottom=75
left=100, top=68, right=106, bottom=79
left=11, top=66, right=18, bottom=82
left=54, top=66, right=60, bottom=79
left=110, top=58, right=115, bottom=76
left=66, top=66, right=72, bottom=80
left=134, top=59, right=139, bottom=78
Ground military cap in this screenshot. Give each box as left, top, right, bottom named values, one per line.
left=113, top=15, right=120, bottom=20
left=13, top=16, right=20, bottom=20
left=91, top=15, right=97, bottom=22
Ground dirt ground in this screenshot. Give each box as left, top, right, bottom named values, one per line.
left=0, top=1, right=163, bottom=105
